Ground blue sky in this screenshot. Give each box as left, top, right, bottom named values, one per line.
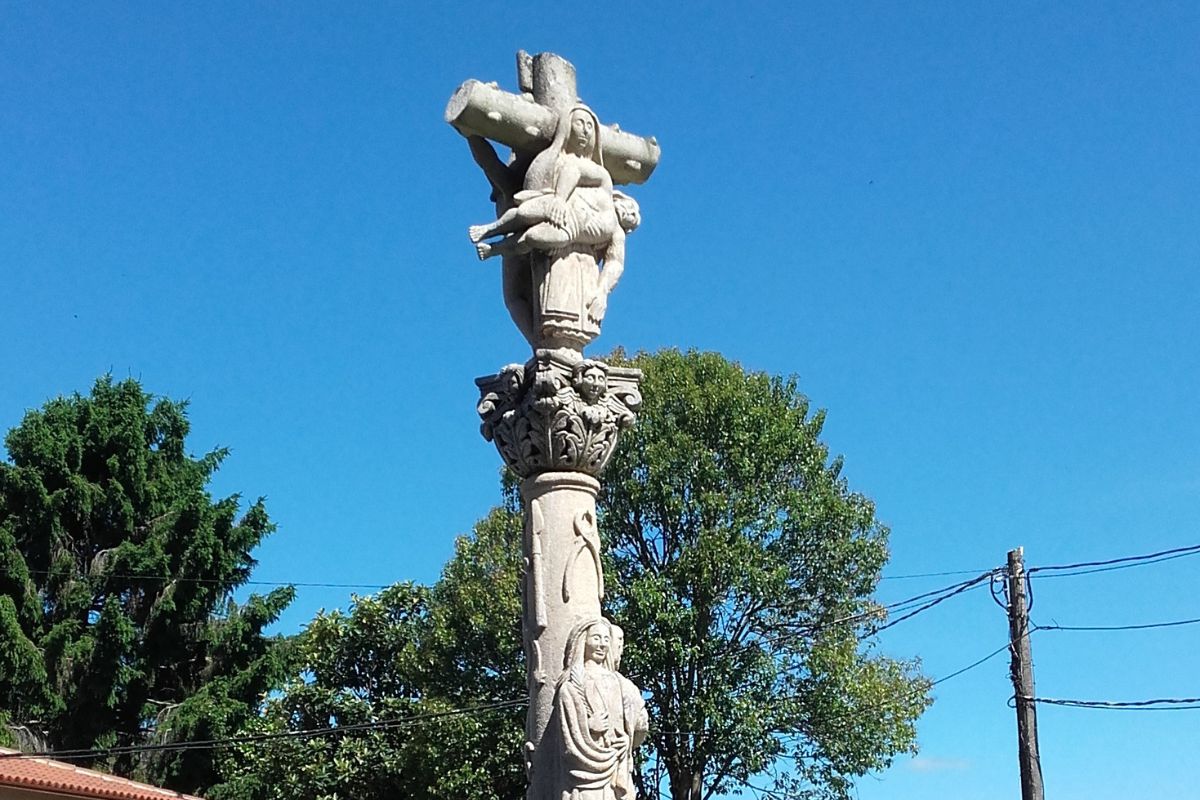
left=2, top=2, right=1198, bottom=798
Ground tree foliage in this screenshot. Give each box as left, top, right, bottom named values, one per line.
left=0, top=377, right=294, bottom=793
left=601, top=350, right=929, bottom=800
left=212, top=509, right=528, bottom=800
left=215, top=349, right=928, bottom=800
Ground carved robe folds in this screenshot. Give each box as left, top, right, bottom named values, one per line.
left=557, top=664, right=626, bottom=799
left=534, top=246, right=601, bottom=349
left=551, top=619, right=649, bottom=800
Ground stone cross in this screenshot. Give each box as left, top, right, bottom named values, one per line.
left=448, top=52, right=659, bottom=354
left=448, top=52, right=655, bottom=800
left=446, top=51, right=660, bottom=187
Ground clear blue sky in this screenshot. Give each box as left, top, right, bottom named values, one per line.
left=2, top=3, right=1198, bottom=798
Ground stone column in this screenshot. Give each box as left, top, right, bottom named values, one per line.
left=476, top=351, right=642, bottom=800
left=520, top=471, right=599, bottom=796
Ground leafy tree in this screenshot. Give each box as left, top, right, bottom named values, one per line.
left=216, top=349, right=928, bottom=800
left=0, top=377, right=294, bottom=793
left=601, top=350, right=929, bottom=800
left=212, top=509, right=527, bottom=800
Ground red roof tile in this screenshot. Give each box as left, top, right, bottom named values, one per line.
left=0, top=748, right=203, bottom=800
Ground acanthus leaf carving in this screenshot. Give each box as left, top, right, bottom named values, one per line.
left=475, top=353, right=641, bottom=478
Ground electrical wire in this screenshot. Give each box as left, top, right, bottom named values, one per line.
left=860, top=571, right=997, bottom=625
left=1021, top=695, right=1200, bottom=711
left=732, top=776, right=790, bottom=799
left=879, top=568, right=989, bottom=581
left=27, top=566, right=1005, bottom=599
left=882, top=571, right=998, bottom=611
left=870, top=572, right=997, bottom=635
left=0, top=699, right=526, bottom=762
left=758, top=570, right=999, bottom=649
left=1026, top=543, right=1200, bottom=579
left=668, top=638, right=1017, bottom=800
left=1035, top=615, right=1200, bottom=632
left=26, top=569, right=392, bottom=591
left=929, top=642, right=1012, bottom=687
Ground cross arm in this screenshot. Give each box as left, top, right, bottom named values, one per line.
left=445, top=79, right=660, bottom=186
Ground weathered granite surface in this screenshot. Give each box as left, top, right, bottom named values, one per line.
left=449, top=51, right=656, bottom=800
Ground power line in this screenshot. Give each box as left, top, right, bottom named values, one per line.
left=930, top=641, right=1011, bottom=686
left=26, top=569, right=392, bottom=591
left=1026, top=543, right=1200, bottom=579
left=883, top=571, right=998, bottom=611
left=652, top=636, right=1018, bottom=743
left=733, top=776, right=790, bottom=800
left=880, top=568, right=989, bottom=581
left=1035, top=615, right=1200, bottom=632
left=872, top=571, right=997, bottom=635
left=1022, top=695, right=1200, bottom=711
left=681, top=639, right=1016, bottom=800
left=759, top=570, right=999, bottom=649
left=0, top=699, right=525, bottom=762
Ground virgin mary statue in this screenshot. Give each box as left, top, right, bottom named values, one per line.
left=523, top=104, right=620, bottom=350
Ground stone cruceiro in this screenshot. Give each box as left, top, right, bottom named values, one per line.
left=447, top=50, right=657, bottom=800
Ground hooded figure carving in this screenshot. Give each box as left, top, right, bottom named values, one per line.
left=553, top=617, right=639, bottom=800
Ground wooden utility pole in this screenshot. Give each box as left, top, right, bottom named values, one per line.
left=1007, top=547, right=1044, bottom=800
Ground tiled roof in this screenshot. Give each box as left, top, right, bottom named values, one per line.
left=0, top=748, right=203, bottom=800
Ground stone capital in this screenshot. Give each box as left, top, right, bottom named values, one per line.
left=476, top=352, right=642, bottom=478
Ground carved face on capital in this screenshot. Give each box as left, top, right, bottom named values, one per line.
left=567, top=109, right=596, bottom=155
left=574, top=363, right=607, bottom=404
left=584, top=622, right=611, bottom=665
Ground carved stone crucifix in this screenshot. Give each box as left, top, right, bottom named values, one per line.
left=447, top=51, right=659, bottom=354
left=451, top=52, right=654, bottom=800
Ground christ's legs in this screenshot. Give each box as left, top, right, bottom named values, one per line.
left=518, top=221, right=572, bottom=250
left=470, top=196, right=561, bottom=243
left=469, top=206, right=523, bottom=243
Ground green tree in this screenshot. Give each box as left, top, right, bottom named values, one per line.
left=216, top=349, right=928, bottom=800
left=0, top=377, right=294, bottom=793
left=212, top=509, right=527, bottom=800
left=601, top=350, right=929, bottom=800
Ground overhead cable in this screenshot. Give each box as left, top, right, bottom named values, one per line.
left=0, top=699, right=525, bottom=762
left=25, top=568, right=392, bottom=591
left=1022, top=695, right=1200, bottom=711
left=1035, top=615, right=1200, bottom=633
left=880, top=568, right=989, bottom=581
left=1026, top=543, right=1200, bottom=579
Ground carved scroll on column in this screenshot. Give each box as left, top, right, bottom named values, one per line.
left=563, top=509, right=604, bottom=604
left=529, top=499, right=549, bottom=632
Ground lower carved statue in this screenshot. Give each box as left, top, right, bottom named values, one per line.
left=554, top=617, right=649, bottom=800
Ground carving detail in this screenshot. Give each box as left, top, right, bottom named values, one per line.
left=564, top=509, right=604, bottom=603
left=529, top=499, right=548, bottom=632
left=555, top=618, right=648, bottom=800
left=476, top=354, right=641, bottom=478
left=452, top=56, right=654, bottom=353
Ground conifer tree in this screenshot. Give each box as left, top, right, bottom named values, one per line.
left=0, top=377, right=293, bottom=794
